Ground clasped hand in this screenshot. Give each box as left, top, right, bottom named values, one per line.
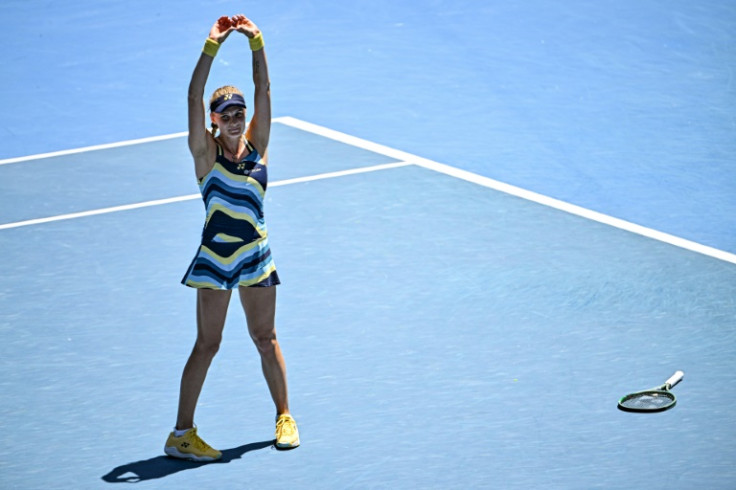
left=209, top=15, right=260, bottom=43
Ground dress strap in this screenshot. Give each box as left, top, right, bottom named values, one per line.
left=214, top=141, right=224, bottom=157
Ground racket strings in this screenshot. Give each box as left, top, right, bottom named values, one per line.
left=620, top=391, right=675, bottom=410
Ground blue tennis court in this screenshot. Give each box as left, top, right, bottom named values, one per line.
left=1, top=1, right=735, bottom=489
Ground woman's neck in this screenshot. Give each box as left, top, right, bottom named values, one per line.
left=219, top=134, right=243, bottom=159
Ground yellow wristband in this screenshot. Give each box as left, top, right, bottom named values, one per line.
left=202, top=38, right=220, bottom=58
left=249, top=32, right=264, bottom=51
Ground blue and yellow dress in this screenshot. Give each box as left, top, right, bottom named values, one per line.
left=181, top=138, right=280, bottom=289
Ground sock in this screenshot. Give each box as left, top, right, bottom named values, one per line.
left=174, top=427, right=192, bottom=437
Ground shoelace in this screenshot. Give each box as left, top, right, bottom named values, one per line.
left=276, top=417, right=296, bottom=436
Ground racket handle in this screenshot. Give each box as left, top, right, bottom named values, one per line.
left=665, top=370, right=684, bottom=389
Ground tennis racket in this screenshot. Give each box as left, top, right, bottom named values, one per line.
left=617, top=371, right=684, bottom=412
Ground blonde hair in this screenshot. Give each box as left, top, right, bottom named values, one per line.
left=208, top=85, right=245, bottom=136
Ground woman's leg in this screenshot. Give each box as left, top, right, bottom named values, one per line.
left=176, top=288, right=232, bottom=430
left=238, top=285, right=289, bottom=415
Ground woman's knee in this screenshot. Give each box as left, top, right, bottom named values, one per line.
left=194, top=288, right=230, bottom=358
left=194, top=334, right=222, bottom=358
left=251, top=329, right=277, bottom=356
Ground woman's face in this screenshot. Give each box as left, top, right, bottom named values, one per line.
left=213, top=107, right=246, bottom=136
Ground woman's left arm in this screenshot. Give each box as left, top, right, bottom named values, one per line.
left=233, top=15, right=271, bottom=158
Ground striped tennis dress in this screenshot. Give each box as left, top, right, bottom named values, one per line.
left=181, top=139, right=280, bottom=289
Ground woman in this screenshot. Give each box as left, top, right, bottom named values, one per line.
left=164, top=14, right=299, bottom=462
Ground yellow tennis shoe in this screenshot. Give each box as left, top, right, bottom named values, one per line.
left=164, top=427, right=222, bottom=462
left=275, top=414, right=300, bottom=449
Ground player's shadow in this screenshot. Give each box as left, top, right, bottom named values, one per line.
left=101, top=440, right=274, bottom=483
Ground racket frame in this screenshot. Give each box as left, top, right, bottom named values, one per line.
left=617, top=371, right=684, bottom=413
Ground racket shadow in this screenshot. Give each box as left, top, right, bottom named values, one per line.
left=101, top=439, right=274, bottom=483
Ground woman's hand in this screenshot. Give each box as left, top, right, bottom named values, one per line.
left=208, top=16, right=236, bottom=43
left=231, top=14, right=261, bottom=39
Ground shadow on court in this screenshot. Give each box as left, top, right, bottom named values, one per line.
left=101, top=440, right=274, bottom=483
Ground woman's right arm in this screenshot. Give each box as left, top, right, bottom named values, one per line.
left=188, top=18, right=235, bottom=177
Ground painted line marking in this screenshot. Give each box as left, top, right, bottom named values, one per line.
left=0, top=161, right=412, bottom=231
left=0, top=195, right=200, bottom=230
left=0, top=132, right=189, bottom=166
left=269, top=161, right=412, bottom=188
left=0, top=116, right=287, bottom=165
left=1, top=116, right=733, bottom=266
left=276, top=117, right=736, bottom=266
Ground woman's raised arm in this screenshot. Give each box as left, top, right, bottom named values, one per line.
left=187, top=17, right=236, bottom=161
left=232, top=15, right=271, bottom=158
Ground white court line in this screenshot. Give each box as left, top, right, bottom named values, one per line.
left=270, top=161, right=411, bottom=187
left=0, top=161, right=412, bottom=231
left=0, top=195, right=200, bottom=230
left=1, top=116, right=734, bottom=265
left=0, top=116, right=288, bottom=166
left=0, top=132, right=189, bottom=166
left=276, top=117, right=736, bottom=266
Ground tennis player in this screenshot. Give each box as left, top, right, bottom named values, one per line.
left=164, top=14, right=299, bottom=461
